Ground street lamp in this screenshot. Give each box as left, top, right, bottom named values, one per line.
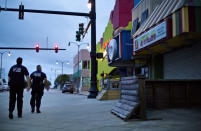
left=0, top=51, right=11, bottom=79
left=56, top=60, right=68, bottom=75
left=8, top=52, right=11, bottom=56
left=56, top=60, right=59, bottom=65
left=56, top=60, right=70, bottom=76
left=68, top=42, right=89, bottom=93
left=51, top=68, right=62, bottom=89
left=56, top=60, right=69, bottom=90
left=51, top=68, right=57, bottom=81
left=86, top=44, right=90, bottom=49
left=87, top=1, right=92, bottom=9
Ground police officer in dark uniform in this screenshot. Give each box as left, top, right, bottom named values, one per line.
left=30, top=65, right=49, bottom=113
left=8, top=57, right=31, bottom=119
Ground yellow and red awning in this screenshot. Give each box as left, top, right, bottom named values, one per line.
left=133, top=0, right=201, bottom=55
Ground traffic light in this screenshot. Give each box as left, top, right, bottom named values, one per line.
left=79, top=23, right=84, bottom=35
left=55, top=44, right=58, bottom=53
left=35, top=43, right=39, bottom=52
left=76, top=31, right=81, bottom=41
left=19, top=4, right=24, bottom=20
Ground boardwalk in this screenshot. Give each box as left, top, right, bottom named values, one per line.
left=0, top=89, right=200, bottom=131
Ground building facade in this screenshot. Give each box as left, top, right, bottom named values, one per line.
left=72, top=49, right=90, bottom=92
left=132, top=0, right=201, bottom=80
left=100, top=0, right=201, bottom=107
left=97, top=0, right=134, bottom=90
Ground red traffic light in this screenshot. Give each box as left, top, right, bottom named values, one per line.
left=55, top=44, right=58, bottom=53
left=36, top=43, right=39, bottom=52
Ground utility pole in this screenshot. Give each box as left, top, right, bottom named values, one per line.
left=46, top=37, right=49, bottom=48
left=68, top=42, right=89, bottom=94
left=77, top=44, right=80, bottom=93
left=0, top=51, right=11, bottom=79
left=61, top=61, right=64, bottom=76
left=0, top=53, right=2, bottom=79
left=0, top=47, right=66, bottom=51
left=88, top=0, right=98, bottom=98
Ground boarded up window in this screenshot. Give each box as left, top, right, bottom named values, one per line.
left=140, top=9, right=148, bottom=25
left=132, top=18, right=139, bottom=35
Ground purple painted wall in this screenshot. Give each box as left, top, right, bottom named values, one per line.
left=110, top=0, right=134, bottom=30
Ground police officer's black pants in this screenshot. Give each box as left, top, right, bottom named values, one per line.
left=9, top=87, right=24, bottom=115
left=30, top=91, right=43, bottom=110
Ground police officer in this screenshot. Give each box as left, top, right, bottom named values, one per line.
left=8, top=57, right=31, bottom=119
left=30, top=65, right=49, bottom=113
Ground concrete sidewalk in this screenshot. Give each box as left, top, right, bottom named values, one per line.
left=0, top=90, right=200, bottom=131
left=78, top=91, right=89, bottom=96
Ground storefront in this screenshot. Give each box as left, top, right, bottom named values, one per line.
left=107, top=30, right=134, bottom=77
left=132, top=0, right=201, bottom=80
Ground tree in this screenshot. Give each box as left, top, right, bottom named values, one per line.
left=54, top=74, right=70, bottom=89
left=46, top=80, right=51, bottom=87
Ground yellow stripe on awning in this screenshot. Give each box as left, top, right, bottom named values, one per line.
left=182, top=6, right=189, bottom=32
left=172, top=13, right=176, bottom=37
left=133, top=0, right=185, bottom=38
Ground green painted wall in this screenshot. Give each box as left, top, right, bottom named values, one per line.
left=96, top=20, right=115, bottom=90
left=125, top=21, right=132, bottom=30
left=103, top=20, right=114, bottom=43
left=96, top=19, right=133, bottom=90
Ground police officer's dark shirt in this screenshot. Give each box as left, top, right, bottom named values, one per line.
left=30, top=71, right=46, bottom=92
left=8, top=64, right=29, bottom=87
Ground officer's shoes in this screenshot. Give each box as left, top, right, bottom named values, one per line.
left=31, top=109, right=35, bottom=113
left=18, top=114, right=22, bottom=118
left=37, top=109, right=41, bottom=113
left=9, top=113, right=13, bottom=119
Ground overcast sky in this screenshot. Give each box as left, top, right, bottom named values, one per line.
left=0, top=0, right=115, bottom=85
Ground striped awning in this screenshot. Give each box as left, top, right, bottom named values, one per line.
left=133, top=0, right=201, bottom=55
left=133, top=0, right=201, bottom=39
left=133, top=0, right=185, bottom=38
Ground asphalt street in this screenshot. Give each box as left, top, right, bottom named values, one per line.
left=0, top=89, right=200, bottom=131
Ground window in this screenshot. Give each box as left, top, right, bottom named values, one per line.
left=135, top=66, right=149, bottom=78
left=132, top=18, right=139, bottom=34
left=140, top=9, right=148, bottom=25
left=82, top=61, right=90, bottom=69
left=134, top=0, right=142, bottom=8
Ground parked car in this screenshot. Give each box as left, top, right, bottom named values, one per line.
left=0, top=85, right=3, bottom=92
left=0, top=84, right=9, bottom=91
left=4, top=84, right=9, bottom=91
left=0, top=79, right=4, bottom=91
left=62, top=82, right=73, bottom=94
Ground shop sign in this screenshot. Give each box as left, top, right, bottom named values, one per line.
left=108, top=39, right=117, bottom=61
left=134, top=21, right=167, bottom=52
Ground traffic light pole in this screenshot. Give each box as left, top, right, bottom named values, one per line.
left=0, top=0, right=98, bottom=98
left=77, top=44, right=80, bottom=94
left=88, top=0, right=98, bottom=98
left=0, top=47, right=66, bottom=51
left=0, top=7, right=90, bottom=17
